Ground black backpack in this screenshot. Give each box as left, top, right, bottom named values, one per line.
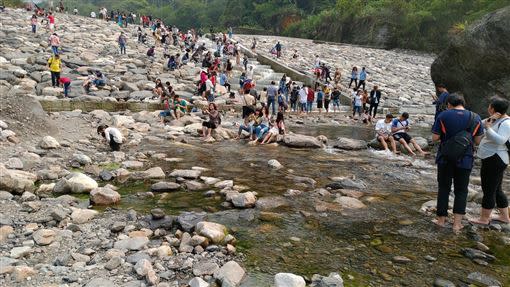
left=440, top=112, right=476, bottom=161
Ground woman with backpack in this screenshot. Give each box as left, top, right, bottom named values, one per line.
left=471, top=97, right=510, bottom=225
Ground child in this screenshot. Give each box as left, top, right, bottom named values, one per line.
left=361, top=108, right=372, bottom=125
left=97, top=125, right=123, bottom=151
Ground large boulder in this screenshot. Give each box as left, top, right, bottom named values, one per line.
left=333, top=137, right=367, bottom=150
left=214, top=261, right=245, bottom=287
left=54, top=173, right=98, bottom=194
left=282, top=134, right=324, bottom=149
left=0, top=164, right=36, bottom=194
left=274, top=273, right=306, bottom=287
left=431, top=6, right=510, bottom=116
left=39, top=136, right=60, bottom=149
left=90, top=187, right=121, bottom=205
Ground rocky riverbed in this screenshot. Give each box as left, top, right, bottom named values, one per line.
left=0, top=7, right=509, bottom=287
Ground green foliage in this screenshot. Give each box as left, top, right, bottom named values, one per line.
left=56, top=0, right=508, bottom=51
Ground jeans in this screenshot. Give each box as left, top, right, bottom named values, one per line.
left=254, top=124, right=267, bottom=139
left=267, top=97, right=276, bottom=115
left=300, top=102, right=307, bottom=112
left=119, top=44, right=126, bottom=54
left=51, top=71, right=60, bottom=87
left=238, top=124, right=252, bottom=136
left=353, top=106, right=362, bottom=117
left=31, top=24, right=36, bottom=33
left=481, top=154, right=508, bottom=209
left=51, top=46, right=59, bottom=55
left=369, top=103, right=379, bottom=117
left=290, top=101, right=297, bottom=111
left=436, top=162, right=472, bottom=216
left=306, top=101, right=313, bottom=112
left=63, top=82, right=70, bottom=97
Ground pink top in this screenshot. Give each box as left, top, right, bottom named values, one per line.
left=49, top=35, right=60, bottom=46
left=31, top=18, right=37, bottom=25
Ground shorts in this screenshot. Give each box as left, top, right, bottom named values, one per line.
left=317, top=100, right=323, bottom=109
left=393, top=133, right=412, bottom=143
left=49, top=23, right=55, bottom=30
left=332, top=99, right=340, bottom=107
left=202, top=121, right=218, bottom=129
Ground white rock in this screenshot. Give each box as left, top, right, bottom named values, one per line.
left=334, top=196, right=366, bottom=209
left=274, top=273, right=306, bottom=287
left=6, top=158, right=23, bottom=169
left=268, top=159, right=283, bottom=169
left=214, top=261, right=246, bottom=286
left=39, top=136, right=60, bottom=149
left=70, top=208, right=99, bottom=224
left=231, top=192, right=257, bottom=208
left=189, top=277, right=210, bottom=287
left=196, top=221, right=228, bottom=244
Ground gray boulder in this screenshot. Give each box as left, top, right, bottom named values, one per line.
left=282, top=134, right=324, bottom=149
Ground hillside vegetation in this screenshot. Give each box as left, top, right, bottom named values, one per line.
left=19, top=0, right=510, bottom=52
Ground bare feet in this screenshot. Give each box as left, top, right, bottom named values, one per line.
left=469, top=218, right=490, bottom=225
left=452, top=224, right=464, bottom=235
left=491, top=215, right=510, bottom=224
left=432, top=218, right=446, bottom=227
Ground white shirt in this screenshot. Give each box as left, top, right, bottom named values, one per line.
left=478, top=118, right=510, bottom=164
left=205, top=79, right=213, bottom=91
left=375, top=119, right=391, bottom=136
left=90, top=12, right=96, bottom=18
left=354, top=95, right=362, bottom=107
left=104, top=127, right=123, bottom=144
left=299, top=88, right=307, bottom=103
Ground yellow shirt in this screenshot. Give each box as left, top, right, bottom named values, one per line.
left=48, top=57, right=61, bottom=72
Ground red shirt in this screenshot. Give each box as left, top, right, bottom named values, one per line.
left=59, top=77, right=71, bottom=84
left=307, top=88, right=314, bottom=102
left=48, top=15, right=55, bottom=24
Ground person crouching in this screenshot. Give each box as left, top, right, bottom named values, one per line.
left=97, top=125, right=123, bottom=151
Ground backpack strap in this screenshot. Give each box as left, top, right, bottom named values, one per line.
left=497, top=118, right=510, bottom=129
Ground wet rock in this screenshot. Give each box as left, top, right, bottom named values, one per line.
left=275, top=273, right=306, bottom=287
left=151, top=208, right=165, bottom=220
left=466, top=272, right=502, bottom=287
left=327, top=178, right=367, bottom=190
left=33, top=228, right=56, bottom=246
left=460, top=247, right=496, bottom=263
left=334, top=196, right=366, bottom=209
left=256, top=196, right=289, bottom=210
left=214, top=261, right=245, bottom=287
left=39, top=136, right=60, bottom=149
left=169, top=169, right=201, bottom=179
left=333, top=137, right=367, bottom=150
left=151, top=181, right=181, bottom=192
left=177, top=212, right=207, bottom=232
left=392, top=256, right=412, bottom=264
left=90, top=187, right=121, bottom=205
left=282, top=134, right=324, bottom=148
left=286, top=175, right=317, bottom=187
left=196, top=221, right=228, bottom=244
left=231, top=192, right=257, bottom=208
left=268, top=159, right=283, bottom=169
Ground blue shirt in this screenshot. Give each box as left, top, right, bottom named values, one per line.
left=351, top=71, right=358, bottom=79
left=432, top=109, right=484, bottom=169
left=220, top=74, right=227, bottom=86
left=391, top=118, right=410, bottom=134
left=359, top=70, right=366, bottom=80
left=434, top=91, right=449, bottom=119
left=317, top=91, right=324, bottom=101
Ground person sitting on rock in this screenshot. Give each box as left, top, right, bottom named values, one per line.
left=202, top=103, right=221, bottom=141
left=92, top=71, right=106, bottom=88
left=361, top=108, right=373, bottom=125
left=375, top=114, right=398, bottom=154
left=261, top=112, right=286, bottom=145
left=391, top=112, right=428, bottom=156
left=173, top=95, right=187, bottom=120
left=153, top=79, right=164, bottom=100
left=159, top=93, right=174, bottom=123
left=97, top=125, right=123, bottom=151
left=167, top=55, right=177, bottom=71
left=147, top=46, right=155, bottom=60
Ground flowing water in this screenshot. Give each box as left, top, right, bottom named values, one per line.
left=105, top=125, right=509, bottom=286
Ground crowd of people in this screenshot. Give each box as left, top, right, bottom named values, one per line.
left=22, top=3, right=510, bottom=235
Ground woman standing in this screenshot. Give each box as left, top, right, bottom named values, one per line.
left=202, top=103, right=221, bottom=140
left=471, top=97, right=510, bottom=225
left=349, top=67, right=358, bottom=88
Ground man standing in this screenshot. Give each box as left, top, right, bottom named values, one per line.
left=369, top=86, right=381, bottom=118
left=266, top=81, right=278, bottom=115
left=433, top=83, right=449, bottom=120
left=118, top=32, right=127, bottom=55
left=48, top=54, right=61, bottom=88
left=299, top=86, right=307, bottom=114
left=431, top=93, right=483, bottom=233
left=357, top=67, right=367, bottom=90
left=275, top=42, right=282, bottom=58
